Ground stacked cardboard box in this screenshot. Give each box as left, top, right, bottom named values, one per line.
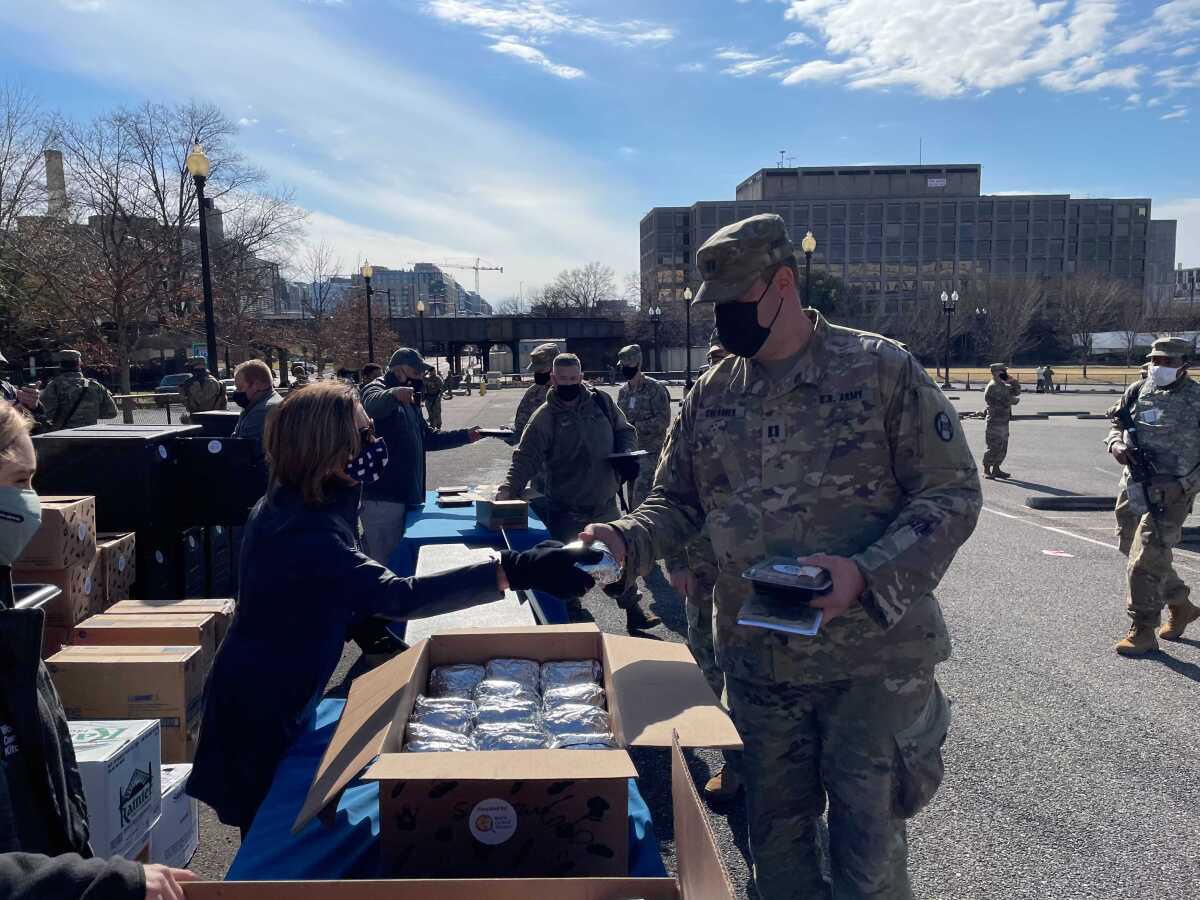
left=152, top=763, right=199, bottom=869
left=48, top=645, right=205, bottom=763
left=72, top=613, right=220, bottom=672
left=105, top=598, right=235, bottom=647
left=94, top=532, right=137, bottom=613
left=68, top=720, right=162, bottom=860
left=13, top=496, right=98, bottom=648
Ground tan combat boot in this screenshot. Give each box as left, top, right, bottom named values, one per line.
left=704, top=765, right=743, bottom=801
left=1115, top=623, right=1159, bottom=656
left=1159, top=603, right=1200, bottom=641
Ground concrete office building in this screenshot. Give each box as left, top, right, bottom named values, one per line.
left=1177, top=264, right=1200, bottom=300
left=350, top=263, right=464, bottom=317
left=642, top=163, right=1177, bottom=314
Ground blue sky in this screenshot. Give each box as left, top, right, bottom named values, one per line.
left=1, top=0, right=1197, bottom=301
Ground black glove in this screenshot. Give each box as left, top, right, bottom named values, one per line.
left=613, top=457, right=640, bottom=483
left=501, top=540, right=603, bottom=597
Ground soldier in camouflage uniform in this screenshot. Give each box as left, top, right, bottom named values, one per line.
left=179, top=357, right=227, bottom=421
left=616, top=344, right=673, bottom=508
left=982, top=362, right=1021, bottom=478
left=423, top=365, right=445, bottom=431
left=513, top=342, right=559, bottom=438
left=40, top=351, right=118, bottom=430
left=1106, top=337, right=1200, bottom=656
left=582, top=214, right=981, bottom=899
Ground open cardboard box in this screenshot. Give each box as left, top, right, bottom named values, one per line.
left=184, top=735, right=735, bottom=899
left=290, top=624, right=741, bottom=878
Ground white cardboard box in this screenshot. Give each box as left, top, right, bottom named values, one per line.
left=69, top=720, right=162, bottom=858
left=151, top=764, right=198, bottom=868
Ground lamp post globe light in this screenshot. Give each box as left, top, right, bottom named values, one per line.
left=648, top=305, right=663, bottom=373
left=186, top=143, right=219, bottom=375
left=682, top=287, right=693, bottom=388
left=361, top=261, right=375, bottom=363
left=416, top=299, right=426, bottom=356
left=801, top=230, right=817, bottom=308
left=940, top=289, right=959, bottom=389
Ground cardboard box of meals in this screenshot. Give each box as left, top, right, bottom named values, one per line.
left=73, top=613, right=219, bottom=672
left=12, top=558, right=97, bottom=630
left=47, top=645, right=205, bottom=762
left=290, top=624, right=741, bottom=880
left=105, top=598, right=235, bottom=647
left=181, top=736, right=736, bottom=900
left=68, top=719, right=162, bottom=859
left=152, top=763, right=200, bottom=869
left=95, top=532, right=137, bottom=611
left=14, top=495, right=96, bottom=570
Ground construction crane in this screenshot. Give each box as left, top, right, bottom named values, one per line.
left=440, top=257, right=504, bottom=296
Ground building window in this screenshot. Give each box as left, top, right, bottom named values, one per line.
left=1117, top=204, right=1130, bottom=219
left=719, top=206, right=735, bottom=225
left=979, top=201, right=993, bottom=216
left=1114, top=259, right=1130, bottom=276
left=1033, top=201, right=1050, bottom=217
left=813, top=205, right=828, bottom=223
left=887, top=205, right=903, bottom=223
left=1081, top=205, right=1097, bottom=222
left=1133, top=241, right=1146, bottom=257
left=1080, top=223, right=1096, bottom=239
left=701, top=206, right=717, bottom=226
left=1013, top=220, right=1029, bottom=236
left=998, top=222, right=1013, bottom=239
left=939, top=241, right=955, bottom=257
left=1082, top=240, right=1097, bottom=259
left=1115, top=222, right=1130, bottom=237
left=1051, top=219, right=1065, bottom=235
left=1013, top=239, right=1029, bottom=254
left=903, top=242, right=918, bottom=259
left=923, top=205, right=939, bottom=222
left=848, top=243, right=864, bottom=260
left=1098, top=204, right=1113, bottom=219
left=850, top=204, right=865, bottom=223
left=922, top=241, right=938, bottom=258
left=1068, top=241, right=1078, bottom=257
left=940, top=223, right=955, bottom=241
left=868, top=203, right=883, bottom=221
left=1014, top=201, right=1030, bottom=216
left=1115, top=239, right=1130, bottom=255
left=1012, top=259, right=1028, bottom=273
left=1052, top=200, right=1066, bottom=215
left=885, top=223, right=902, bottom=238
left=867, top=242, right=882, bottom=258
left=904, top=202, right=920, bottom=221
left=978, top=240, right=991, bottom=256
left=1032, top=220, right=1049, bottom=238
left=831, top=204, right=846, bottom=223
left=886, top=241, right=901, bottom=258
left=1134, top=222, right=1147, bottom=237
left=998, top=201, right=1012, bottom=217
left=960, top=203, right=976, bottom=221
left=994, top=259, right=1011, bottom=274
left=849, top=225, right=865, bottom=242
left=1097, top=222, right=1112, bottom=237
left=960, top=239, right=975, bottom=257
left=978, top=221, right=992, bottom=238
left=1032, top=238, right=1047, bottom=255
left=1048, top=258, right=1063, bottom=273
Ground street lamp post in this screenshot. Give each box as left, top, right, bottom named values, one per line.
left=940, top=289, right=959, bottom=389
left=185, top=144, right=218, bottom=375
left=648, top=305, right=662, bottom=372
left=417, top=300, right=426, bottom=356
left=682, top=287, right=693, bottom=388
left=974, top=306, right=988, bottom=365
left=361, top=261, right=375, bottom=363
left=801, top=231, right=817, bottom=308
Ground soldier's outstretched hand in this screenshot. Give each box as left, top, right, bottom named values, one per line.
left=799, top=553, right=865, bottom=626
left=579, top=523, right=626, bottom=567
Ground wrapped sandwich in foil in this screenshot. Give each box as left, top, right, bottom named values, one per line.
left=427, top=664, right=485, bottom=699
left=484, top=658, right=541, bottom=695
left=543, top=682, right=606, bottom=709
left=562, top=540, right=622, bottom=587
left=409, top=696, right=476, bottom=735
left=541, top=660, right=602, bottom=691
left=542, top=703, right=611, bottom=738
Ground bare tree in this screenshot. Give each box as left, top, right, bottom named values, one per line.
left=965, top=276, right=1045, bottom=365
left=548, top=261, right=617, bottom=313
left=492, top=294, right=529, bottom=316
left=291, top=238, right=345, bottom=372
left=1114, top=291, right=1149, bottom=366
left=1054, top=273, right=1125, bottom=377
left=325, top=284, right=399, bottom=373
left=891, top=291, right=973, bottom=365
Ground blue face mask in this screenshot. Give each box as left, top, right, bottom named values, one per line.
left=0, top=488, right=42, bottom=567
left=346, top=434, right=389, bottom=485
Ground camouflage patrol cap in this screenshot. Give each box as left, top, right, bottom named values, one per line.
left=693, top=213, right=794, bottom=306
left=59, top=350, right=82, bottom=363
left=617, top=344, right=642, bottom=366
left=989, top=362, right=1009, bottom=373
left=1147, top=336, right=1192, bottom=360
left=526, top=342, right=560, bottom=372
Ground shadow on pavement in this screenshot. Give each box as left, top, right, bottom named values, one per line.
left=994, top=478, right=1082, bottom=496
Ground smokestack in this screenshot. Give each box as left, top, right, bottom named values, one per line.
left=44, top=149, right=67, bottom=219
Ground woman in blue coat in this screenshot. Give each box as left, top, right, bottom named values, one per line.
left=187, top=382, right=596, bottom=835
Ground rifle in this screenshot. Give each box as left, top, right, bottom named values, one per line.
left=1113, top=404, right=1159, bottom=519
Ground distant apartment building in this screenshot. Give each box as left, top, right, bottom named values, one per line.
left=350, top=263, right=466, bottom=317
left=642, top=163, right=1178, bottom=314
left=1178, top=264, right=1200, bottom=304
left=459, top=289, right=493, bottom=316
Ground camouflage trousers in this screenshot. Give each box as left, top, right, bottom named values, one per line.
left=981, top=417, right=1010, bottom=470
left=629, top=449, right=661, bottom=510
left=683, top=562, right=741, bottom=776
left=726, top=669, right=949, bottom=900
left=424, top=397, right=442, bottom=431
left=1114, top=487, right=1193, bottom=623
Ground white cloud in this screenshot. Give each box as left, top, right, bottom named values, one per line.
left=423, top=1, right=673, bottom=47
left=60, top=0, right=107, bottom=9
left=715, top=47, right=758, bottom=61
left=770, top=0, right=1187, bottom=99
left=1160, top=107, right=1189, bottom=118
left=782, top=32, right=812, bottom=46
left=1174, top=45, right=1197, bottom=56
left=0, top=0, right=635, bottom=295
left=722, top=54, right=790, bottom=77
left=1156, top=197, right=1200, bottom=268
left=1148, top=95, right=1165, bottom=105
left=237, top=116, right=260, bottom=127
left=1125, top=92, right=1142, bottom=105
left=489, top=39, right=584, bottom=78
left=676, top=61, right=705, bottom=72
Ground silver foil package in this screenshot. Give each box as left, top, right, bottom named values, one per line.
left=474, top=723, right=548, bottom=751
left=475, top=698, right=541, bottom=728
left=562, top=540, right=622, bottom=587
left=473, top=679, right=538, bottom=705
left=404, top=722, right=477, bottom=752
left=427, top=664, right=485, bottom=699
left=542, top=703, right=612, bottom=737
left=549, top=733, right=617, bottom=750
left=543, top=683, right=606, bottom=709
left=541, top=660, right=602, bottom=691
left=484, top=658, right=541, bottom=694
left=409, top=696, right=476, bottom=735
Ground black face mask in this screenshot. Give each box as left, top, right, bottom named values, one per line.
left=231, top=390, right=250, bottom=408
left=533, top=371, right=551, bottom=385
left=714, top=279, right=782, bottom=359
left=192, top=369, right=207, bottom=379
left=621, top=366, right=639, bottom=381
left=555, top=383, right=582, bottom=402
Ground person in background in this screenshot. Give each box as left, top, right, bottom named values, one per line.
left=230, top=359, right=283, bottom=459
left=511, top=342, right=560, bottom=524
left=0, top=350, right=49, bottom=434
left=360, top=363, right=383, bottom=385
left=982, top=362, right=1021, bottom=479
left=496, top=353, right=638, bottom=619
left=0, top=402, right=197, bottom=900
left=422, top=364, right=444, bottom=431
left=40, top=350, right=117, bottom=430
left=178, top=357, right=227, bottom=423
left=187, top=382, right=597, bottom=837
left=290, top=363, right=310, bottom=389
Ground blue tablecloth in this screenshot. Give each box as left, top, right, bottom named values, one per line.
left=387, top=491, right=567, bottom=624
left=227, top=699, right=666, bottom=881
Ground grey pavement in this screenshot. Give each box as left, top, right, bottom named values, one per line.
left=189, top=381, right=1200, bottom=897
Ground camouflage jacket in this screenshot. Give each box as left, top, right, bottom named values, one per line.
left=424, top=372, right=444, bottom=398
left=502, top=386, right=637, bottom=514
left=180, top=374, right=227, bottom=413
left=513, top=382, right=551, bottom=437
left=41, top=373, right=118, bottom=430
left=984, top=378, right=1021, bottom=422
left=617, top=375, right=672, bottom=454
left=1106, top=376, right=1200, bottom=488
left=611, top=310, right=982, bottom=685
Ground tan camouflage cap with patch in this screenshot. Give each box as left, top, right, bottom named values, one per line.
left=617, top=344, right=642, bottom=366
left=693, top=213, right=795, bottom=306
left=989, top=362, right=1009, bottom=372
left=526, top=342, right=560, bottom=372
left=1147, top=336, right=1192, bottom=359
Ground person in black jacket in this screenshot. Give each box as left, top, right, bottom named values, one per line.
left=0, top=403, right=196, bottom=899
left=187, top=382, right=598, bottom=835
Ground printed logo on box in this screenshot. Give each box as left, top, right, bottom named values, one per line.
left=78, top=523, right=87, bottom=541
left=208, top=440, right=222, bottom=454
left=117, top=555, right=127, bottom=573
left=120, top=767, right=154, bottom=827
left=469, top=798, right=518, bottom=846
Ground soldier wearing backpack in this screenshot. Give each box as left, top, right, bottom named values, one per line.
left=40, top=351, right=118, bottom=430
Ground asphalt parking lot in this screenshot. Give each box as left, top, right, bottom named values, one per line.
left=189, top=380, right=1200, bottom=897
